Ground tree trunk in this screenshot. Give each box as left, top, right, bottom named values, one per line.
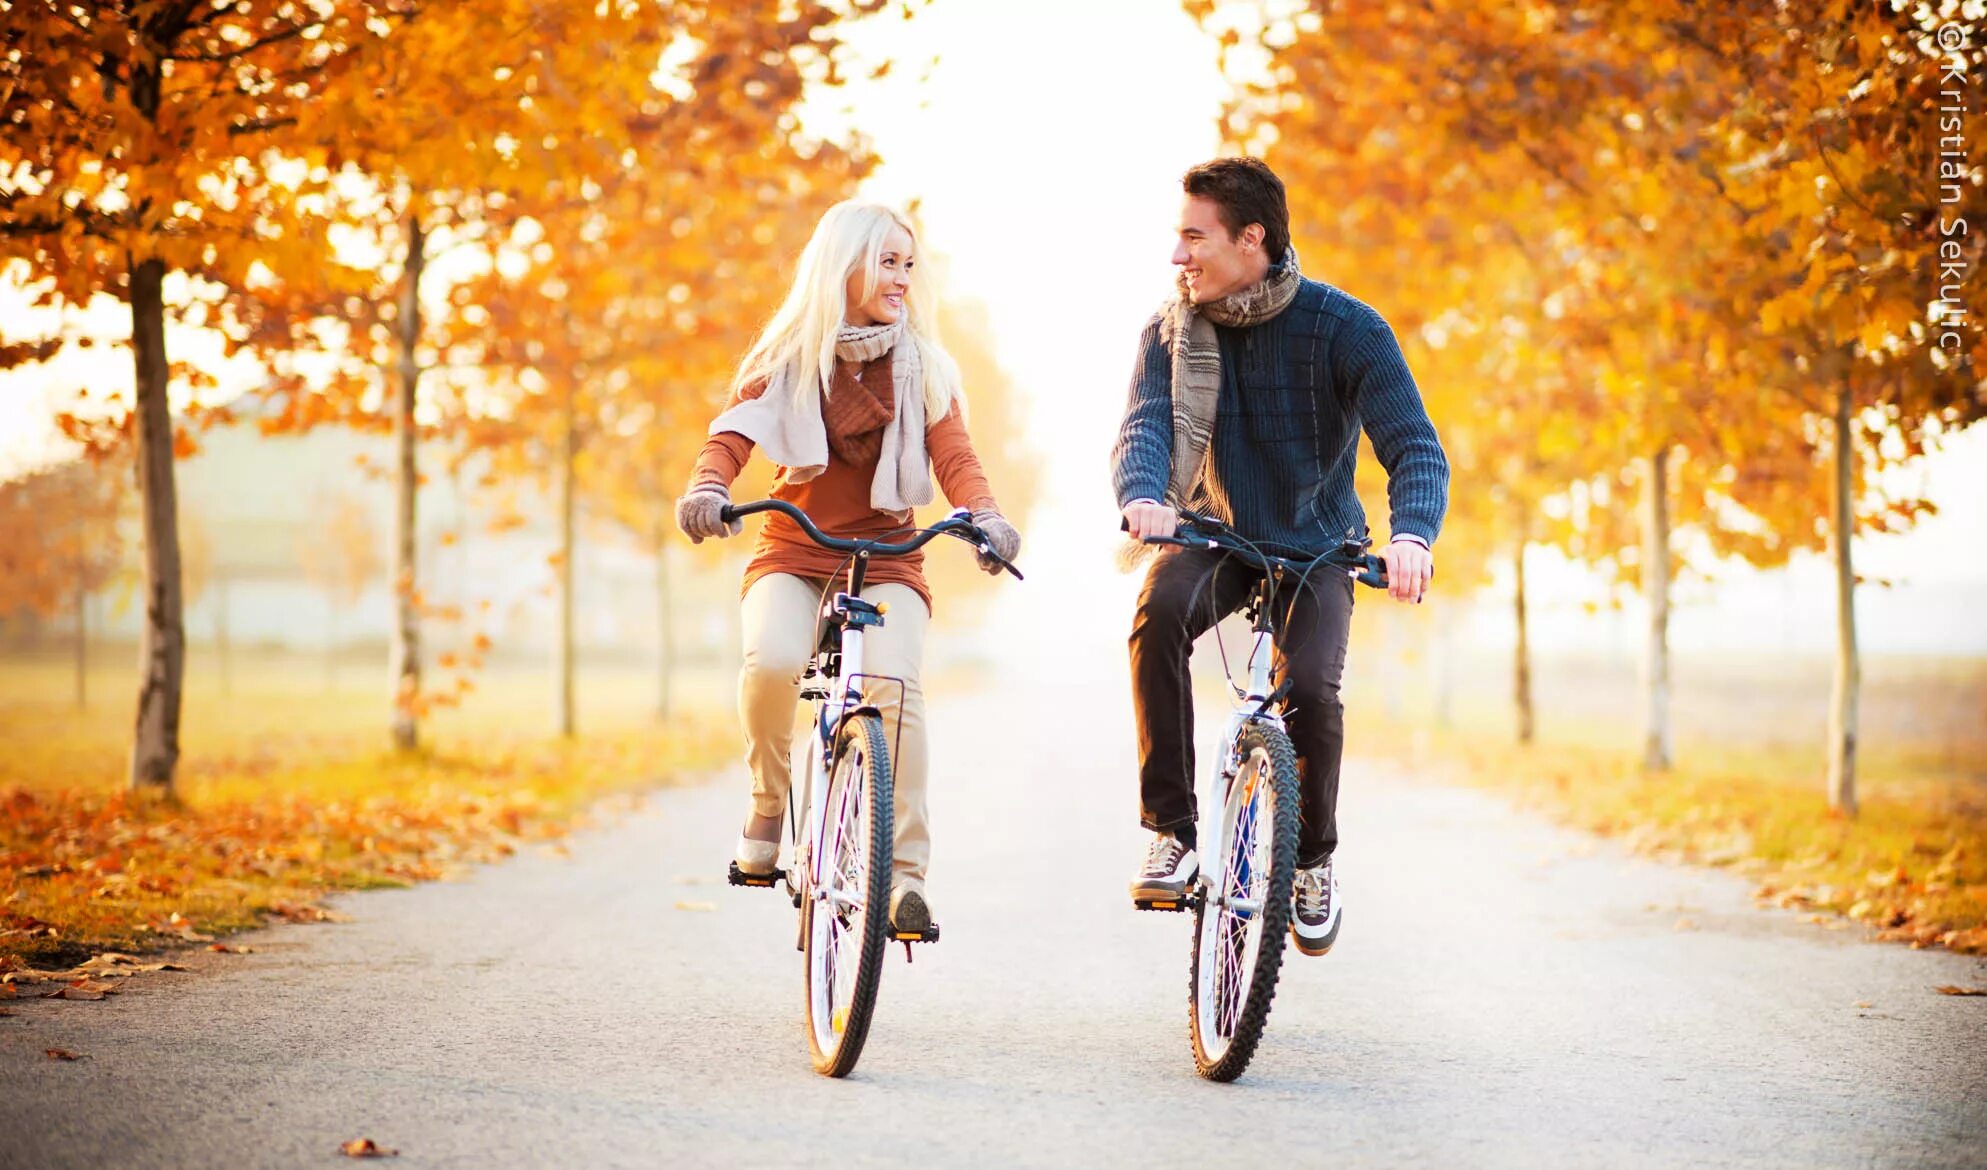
left=555, top=379, right=577, bottom=739
left=655, top=515, right=674, bottom=721
left=388, top=214, right=424, bottom=752
left=72, top=555, right=86, bottom=711
left=1642, top=446, right=1674, bottom=771
left=128, top=255, right=184, bottom=797
left=1514, top=539, right=1534, bottom=745
left=1826, top=382, right=1860, bottom=815
left=215, top=575, right=231, bottom=697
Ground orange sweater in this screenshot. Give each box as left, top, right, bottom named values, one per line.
left=689, top=350, right=997, bottom=608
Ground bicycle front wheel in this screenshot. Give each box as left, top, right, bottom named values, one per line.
left=1188, top=719, right=1300, bottom=1081
left=803, top=712, right=894, bottom=1077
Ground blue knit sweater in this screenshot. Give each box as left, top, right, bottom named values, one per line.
left=1111, top=278, right=1449, bottom=552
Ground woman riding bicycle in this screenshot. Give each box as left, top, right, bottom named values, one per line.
left=674, top=201, right=1021, bottom=937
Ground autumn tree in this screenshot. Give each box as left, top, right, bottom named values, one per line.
left=1, top=2, right=408, bottom=795
left=0, top=458, right=127, bottom=708
left=1211, top=0, right=1985, bottom=804
left=237, top=0, right=904, bottom=744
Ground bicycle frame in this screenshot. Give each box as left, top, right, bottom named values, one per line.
left=793, top=551, right=892, bottom=915
left=1201, top=575, right=1285, bottom=915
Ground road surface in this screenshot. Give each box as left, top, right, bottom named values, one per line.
left=3, top=672, right=1983, bottom=1169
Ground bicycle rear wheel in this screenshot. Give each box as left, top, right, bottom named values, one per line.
left=1188, top=719, right=1300, bottom=1081
left=803, top=712, right=893, bottom=1077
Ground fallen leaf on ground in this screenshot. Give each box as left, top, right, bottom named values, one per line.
left=536, top=843, right=570, bottom=859
left=43, top=981, right=115, bottom=1001
left=271, top=903, right=352, bottom=924
left=0, top=985, right=15, bottom=999
left=339, top=1138, right=398, bottom=1158
left=1673, top=918, right=1699, bottom=932
left=207, top=943, right=254, bottom=954
left=674, top=900, right=718, bottom=913
left=1933, top=985, right=1987, bottom=996
left=0, top=1008, right=13, bottom=1017
left=44, top=1048, right=83, bottom=1061
left=1853, top=1000, right=1873, bottom=1008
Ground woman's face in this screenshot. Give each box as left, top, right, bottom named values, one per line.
left=844, top=224, right=915, bottom=327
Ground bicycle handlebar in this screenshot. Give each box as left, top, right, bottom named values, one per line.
left=721, top=498, right=1024, bottom=581
left=1124, top=508, right=1389, bottom=590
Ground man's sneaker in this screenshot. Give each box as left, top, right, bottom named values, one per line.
left=1291, top=860, right=1342, bottom=956
left=1130, top=833, right=1199, bottom=904
left=889, top=886, right=932, bottom=935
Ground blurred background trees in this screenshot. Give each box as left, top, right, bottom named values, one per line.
left=1208, top=0, right=1986, bottom=813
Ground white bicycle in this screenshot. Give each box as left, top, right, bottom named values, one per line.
left=1132, top=508, right=1386, bottom=1081
left=722, top=498, right=1021, bottom=1077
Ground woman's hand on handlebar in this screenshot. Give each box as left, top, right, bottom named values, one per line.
left=971, top=509, right=1021, bottom=577
left=676, top=487, right=741, bottom=544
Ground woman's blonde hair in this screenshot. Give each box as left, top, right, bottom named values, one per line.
left=733, top=201, right=963, bottom=420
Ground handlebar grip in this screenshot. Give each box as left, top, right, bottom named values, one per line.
left=720, top=499, right=785, bottom=524
left=1355, top=554, right=1389, bottom=590
left=1121, top=516, right=1199, bottom=547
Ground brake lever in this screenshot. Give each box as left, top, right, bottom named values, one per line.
left=953, top=525, right=1026, bottom=582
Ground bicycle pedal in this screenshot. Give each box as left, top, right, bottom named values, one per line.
left=1133, top=896, right=1190, bottom=913
left=892, top=923, right=941, bottom=944
left=727, top=861, right=786, bottom=888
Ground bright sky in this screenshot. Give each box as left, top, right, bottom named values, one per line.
left=3, top=0, right=1981, bottom=654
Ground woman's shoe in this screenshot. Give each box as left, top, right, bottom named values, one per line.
left=888, top=886, right=932, bottom=934
left=735, top=835, right=780, bottom=876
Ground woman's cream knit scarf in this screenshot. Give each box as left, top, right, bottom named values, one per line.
left=706, top=321, right=933, bottom=518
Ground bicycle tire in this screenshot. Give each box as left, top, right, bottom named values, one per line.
left=803, top=712, right=894, bottom=1077
left=1188, top=719, right=1300, bottom=1082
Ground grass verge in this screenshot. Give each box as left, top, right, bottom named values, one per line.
left=0, top=654, right=733, bottom=970
left=1371, top=723, right=1987, bottom=955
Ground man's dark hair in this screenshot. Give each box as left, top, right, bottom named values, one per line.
left=1182, top=157, right=1290, bottom=264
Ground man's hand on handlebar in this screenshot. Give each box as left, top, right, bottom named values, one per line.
left=1122, top=499, right=1179, bottom=542
left=1380, top=538, right=1433, bottom=604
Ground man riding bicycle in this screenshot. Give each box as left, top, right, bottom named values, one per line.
left=1113, top=157, right=1449, bottom=956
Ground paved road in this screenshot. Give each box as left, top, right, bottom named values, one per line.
left=4, top=666, right=1983, bottom=1169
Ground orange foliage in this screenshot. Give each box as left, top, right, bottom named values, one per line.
left=0, top=461, right=126, bottom=620
left=1211, top=1, right=1986, bottom=584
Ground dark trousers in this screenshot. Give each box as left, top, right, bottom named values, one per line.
left=1130, top=547, right=1354, bottom=868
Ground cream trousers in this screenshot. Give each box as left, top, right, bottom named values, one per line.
left=738, top=573, right=931, bottom=891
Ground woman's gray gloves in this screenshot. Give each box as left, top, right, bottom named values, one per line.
left=677, top=487, right=741, bottom=544
left=971, top=509, right=1020, bottom=575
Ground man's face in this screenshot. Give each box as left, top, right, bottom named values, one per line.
left=1172, top=195, right=1266, bottom=304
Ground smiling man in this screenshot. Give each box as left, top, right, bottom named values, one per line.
left=1111, top=157, right=1449, bottom=956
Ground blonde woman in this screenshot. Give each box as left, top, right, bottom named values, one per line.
left=675, top=201, right=1020, bottom=935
